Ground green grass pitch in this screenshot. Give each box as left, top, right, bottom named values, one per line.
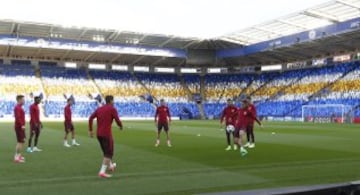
left=0, top=120, right=359, bottom=195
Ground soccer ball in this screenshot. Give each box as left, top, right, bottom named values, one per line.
left=226, top=125, right=235, bottom=133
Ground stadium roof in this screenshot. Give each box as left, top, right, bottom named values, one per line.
left=0, top=0, right=359, bottom=66
left=220, top=0, right=360, bottom=45
left=0, top=0, right=331, bottom=39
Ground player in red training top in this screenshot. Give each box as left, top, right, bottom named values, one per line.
left=27, top=96, right=43, bottom=153
left=244, top=96, right=262, bottom=148
left=220, top=99, right=238, bottom=151
left=14, top=95, right=26, bottom=163
left=63, top=98, right=80, bottom=147
left=234, top=100, right=249, bottom=157
left=89, top=95, right=123, bottom=178
left=154, top=99, right=172, bottom=147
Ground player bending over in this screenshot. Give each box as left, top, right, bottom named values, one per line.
left=244, top=97, right=262, bottom=148
left=220, top=99, right=238, bottom=151
left=64, top=98, right=80, bottom=147
left=154, top=99, right=172, bottom=147
left=27, top=96, right=43, bottom=153
left=234, top=100, right=249, bottom=156
left=89, top=95, right=123, bottom=178
left=14, top=95, right=26, bottom=163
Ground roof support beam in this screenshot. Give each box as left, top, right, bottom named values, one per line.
left=61, top=50, right=72, bottom=60
left=252, top=26, right=284, bottom=36
left=34, top=48, right=42, bottom=57
left=176, top=59, right=186, bottom=66
left=136, top=34, right=148, bottom=44
left=3, top=45, right=10, bottom=56
left=77, top=29, right=88, bottom=41
left=158, top=37, right=175, bottom=47
left=7, top=46, right=14, bottom=57
left=130, top=56, right=146, bottom=65
left=110, top=54, right=123, bottom=63
left=10, top=23, right=16, bottom=33
left=276, top=19, right=308, bottom=30
left=84, top=52, right=97, bottom=61
left=109, top=31, right=123, bottom=42
left=336, top=0, right=360, bottom=9
left=181, top=40, right=200, bottom=49
left=106, top=31, right=119, bottom=42
left=150, top=57, right=165, bottom=66
left=219, top=37, right=250, bottom=45
left=302, top=10, right=340, bottom=23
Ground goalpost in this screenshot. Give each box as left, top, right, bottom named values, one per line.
left=302, top=104, right=354, bottom=123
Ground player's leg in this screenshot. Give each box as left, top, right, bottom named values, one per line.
left=155, top=123, right=162, bottom=147
left=233, top=129, right=239, bottom=151
left=98, top=136, right=113, bottom=178
left=15, top=129, right=26, bottom=163
left=239, top=129, right=248, bottom=156
left=108, top=138, right=116, bottom=172
left=33, top=127, right=42, bottom=151
left=248, top=125, right=255, bottom=148
left=70, top=123, right=80, bottom=146
left=164, top=123, right=171, bottom=147
left=64, top=124, right=71, bottom=147
left=27, top=128, right=35, bottom=152
left=244, top=126, right=251, bottom=147
left=225, top=131, right=232, bottom=151
left=232, top=129, right=238, bottom=150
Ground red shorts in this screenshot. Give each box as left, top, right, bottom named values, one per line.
left=234, top=126, right=246, bottom=138
left=15, top=128, right=26, bottom=143
left=97, top=136, right=114, bottom=159
left=157, top=122, right=169, bottom=132
left=30, top=123, right=40, bottom=134
left=64, top=121, right=74, bottom=133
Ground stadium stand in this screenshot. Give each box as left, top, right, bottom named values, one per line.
left=1, top=59, right=359, bottom=120
left=0, top=63, right=41, bottom=116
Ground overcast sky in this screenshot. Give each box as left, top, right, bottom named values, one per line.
left=0, top=0, right=330, bottom=38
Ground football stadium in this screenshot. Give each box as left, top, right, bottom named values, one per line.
left=1, top=0, right=360, bottom=194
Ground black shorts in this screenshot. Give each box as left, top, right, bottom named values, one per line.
left=97, top=136, right=114, bottom=159
left=246, top=125, right=254, bottom=133
left=157, top=122, right=169, bottom=132
left=64, top=121, right=74, bottom=133
left=30, top=123, right=40, bottom=135
left=15, top=128, right=26, bottom=143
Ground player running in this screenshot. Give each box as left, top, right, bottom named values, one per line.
left=27, top=96, right=43, bottom=153
left=14, top=95, right=26, bottom=163
left=89, top=95, right=123, bottom=178
left=244, top=97, right=262, bottom=148
left=234, top=100, right=249, bottom=156
left=64, top=98, right=80, bottom=147
left=220, top=98, right=238, bottom=151
left=154, top=99, right=172, bottom=147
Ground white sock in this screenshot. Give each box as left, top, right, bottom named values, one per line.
left=15, top=153, right=19, bottom=159
left=72, top=139, right=76, bottom=144
left=100, top=164, right=107, bottom=174
left=64, top=140, right=68, bottom=145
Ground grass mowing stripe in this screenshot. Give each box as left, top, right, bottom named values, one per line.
left=1, top=120, right=360, bottom=195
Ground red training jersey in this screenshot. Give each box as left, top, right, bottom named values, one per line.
left=30, top=103, right=40, bottom=125
left=89, top=104, right=122, bottom=137
left=246, top=104, right=260, bottom=126
left=64, top=104, right=72, bottom=122
left=14, top=103, right=25, bottom=129
left=235, top=108, right=248, bottom=129
left=220, top=105, right=238, bottom=126
left=155, top=105, right=171, bottom=123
